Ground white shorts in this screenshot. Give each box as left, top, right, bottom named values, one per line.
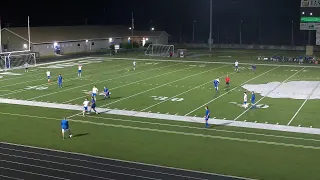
left=62, top=129, right=69, bottom=133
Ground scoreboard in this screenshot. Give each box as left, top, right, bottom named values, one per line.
left=300, top=0, right=320, bottom=30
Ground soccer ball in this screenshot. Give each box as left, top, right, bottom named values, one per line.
left=69, top=134, right=73, bottom=138
left=127, top=69, right=130, bottom=72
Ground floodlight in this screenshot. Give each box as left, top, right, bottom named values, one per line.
left=129, top=27, right=132, bottom=30
left=53, top=42, right=58, bottom=47
left=23, top=44, right=28, bottom=49
left=146, top=38, right=149, bottom=41
left=151, top=27, right=155, bottom=31
left=302, top=12, right=305, bottom=15
left=128, top=37, right=131, bottom=40
left=109, top=38, right=113, bottom=42
left=86, top=40, right=88, bottom=42
left=310, top=12, right=313, bottom=16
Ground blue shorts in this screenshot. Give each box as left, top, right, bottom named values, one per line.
left=105, top=92, right=109, bottom=96
left=47, top=76, right=50, bottom=79
left=78, top=70, right=82, bottom=73
left=235, top=66, right=238, bottom=68
left=251, top=100, right=255, bottom=104
left=92, top=93, right=97, bottom=97
left=91, top=104, right=96, bottom=109
left=84, top=107, right=88, bottom=111
left=244, top=101, right=247, bottom=104
left=205, top=117, right=209, bottom=121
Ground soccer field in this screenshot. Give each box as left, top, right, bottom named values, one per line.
left=0, top=56, right=319, bottom=180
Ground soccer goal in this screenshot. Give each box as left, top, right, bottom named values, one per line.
left=0, top=51, right=36, bottom=71
left=145, top=44, right=174, bottom=57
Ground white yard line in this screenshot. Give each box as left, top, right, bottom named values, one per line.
left=26, top=63, right=178, bottom=101
left=110, top=57, right=320, bottom=68
left=67, top=64, right=228, bottom=118
left=0, top=111, right=319, bottom=150
left=0, top=61, right=163, bottom=98
left=0, top=61, right=125, bottom=89
left=184, top=66, right=279, bottom=116
left=98, top=65, right=228, bottom=108
left=62, top=64, right=191, bottom=104
left=234, top=67, right=306, bottom=121
left=139, top=72, right=237, bottom=112
left=0, top=57, right=93, bottom=82
left=287, top=81, right=320, bottom=125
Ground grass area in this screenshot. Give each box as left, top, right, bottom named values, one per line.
left=0, top=54, right=320, bottom=180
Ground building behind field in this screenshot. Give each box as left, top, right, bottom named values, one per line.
left=0, top=25, right=169, bottom=56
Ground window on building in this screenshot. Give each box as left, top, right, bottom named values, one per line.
left=78, top=44, right=80, bottom=47
left=92, top=42, right=95, bottom=45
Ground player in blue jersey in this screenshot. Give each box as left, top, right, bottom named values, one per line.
left=58, top=74, right=63, bottom=88
left=251, top=91, right=256, bottom=109
left=204, top=106, right=210, bottom=128
left=61, top=117, right=72, bottom=139
left=252, top=64, right=256, bottom=73
left=103, top=86, right=110, bottom=100
left=90, top=97, right=99, bottom=114
left=213, top=78, right=220, bottom=92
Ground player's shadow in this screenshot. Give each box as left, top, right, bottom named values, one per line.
left=212, top=122, right=233, bottom=127
left=73, top=133, right=90, bottom=138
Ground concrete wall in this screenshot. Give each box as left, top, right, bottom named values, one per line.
left=33, top=39, right=113, bottom=56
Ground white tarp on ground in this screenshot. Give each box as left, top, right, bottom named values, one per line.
left=242, top=81, right=320, bottom=100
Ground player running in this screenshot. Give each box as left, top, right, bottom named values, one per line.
left=92, top=86, right=98, bottom=101
left=235, top=60, right=239, bottom=72
left=103, top=86, right=110, bottom=100
left=133, top=61, right=136, bottom=70
left=90, top=97, right=98, bottom=114
left=83, top=98, right=90, bottom=116
left=243, top=91, right=248, bottom=109
left=251, top=91, right=256, bottom=109
left=252, top=64, right=256, bottom=73
left=78, top=64, right=82, bottom=77
left=58, top=74, right=63, bottom=88
left=213, top=78, right=220, bottom=92
left=46, top=70, right=51, bottom=83
left=24, top=62, right=29, bottom=72
left=225, top=75, right=230, bottom=88
left=204, top=106, right=210, bottom=128
left=61, top=117, right=72, bottom=139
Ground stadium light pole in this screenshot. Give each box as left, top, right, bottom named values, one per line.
left=192, top=20, right=196, bottom=43
left=28, top=16, right=31, bottom=51
left=209, top=0, right=212, bottom=52
left=0, top=16, right=2, bottom=53
left=239, top=20, right=243, bottom=45
left=291, top=20, right=294, bottom=46
left=131, top=12, right=134, bottom=49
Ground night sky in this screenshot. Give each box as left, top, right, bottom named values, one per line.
left=0, top=0, right=308, bottom=45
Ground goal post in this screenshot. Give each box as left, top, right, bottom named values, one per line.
left=145, top=44, right=174, bottom=57
left=0, top=51, right=36, bottom=71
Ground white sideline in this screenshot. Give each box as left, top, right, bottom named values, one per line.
left=108, top=57, right=320, bottom=68
left=62, top=63, right=184, bottom=104
left=287, top=81, right=320, bottom=125
left=0, top=108, right=319, bottom=151
left=185, top=66, right=279, bottom=116
left=234, top=67, right=305, bottom=121
left=0, top=98, right=319, bottom=135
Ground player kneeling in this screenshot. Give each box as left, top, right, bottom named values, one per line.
left=104, top=86, right=111, bottom=100
left=61, top=117, right=72, bottom=139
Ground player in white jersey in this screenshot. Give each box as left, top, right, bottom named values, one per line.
left=133, top=61, right=136, bottom=70
left=78, top=64, right=82, bottom=77
left=92, top=86, right=98, bottom=100
left=235, top=61, right=239, bottom=72
left=24, top=62, right=29, bottom=72
left=46, top=70, right=51, bottom=83
left=243, top=91, right=248, bottom=109
left=83, top=98, right=90, bottom=116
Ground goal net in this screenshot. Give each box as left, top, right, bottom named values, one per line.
left=145, top=44, right=174, bottom=57
left=0, top=51, right=36, bottom=71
